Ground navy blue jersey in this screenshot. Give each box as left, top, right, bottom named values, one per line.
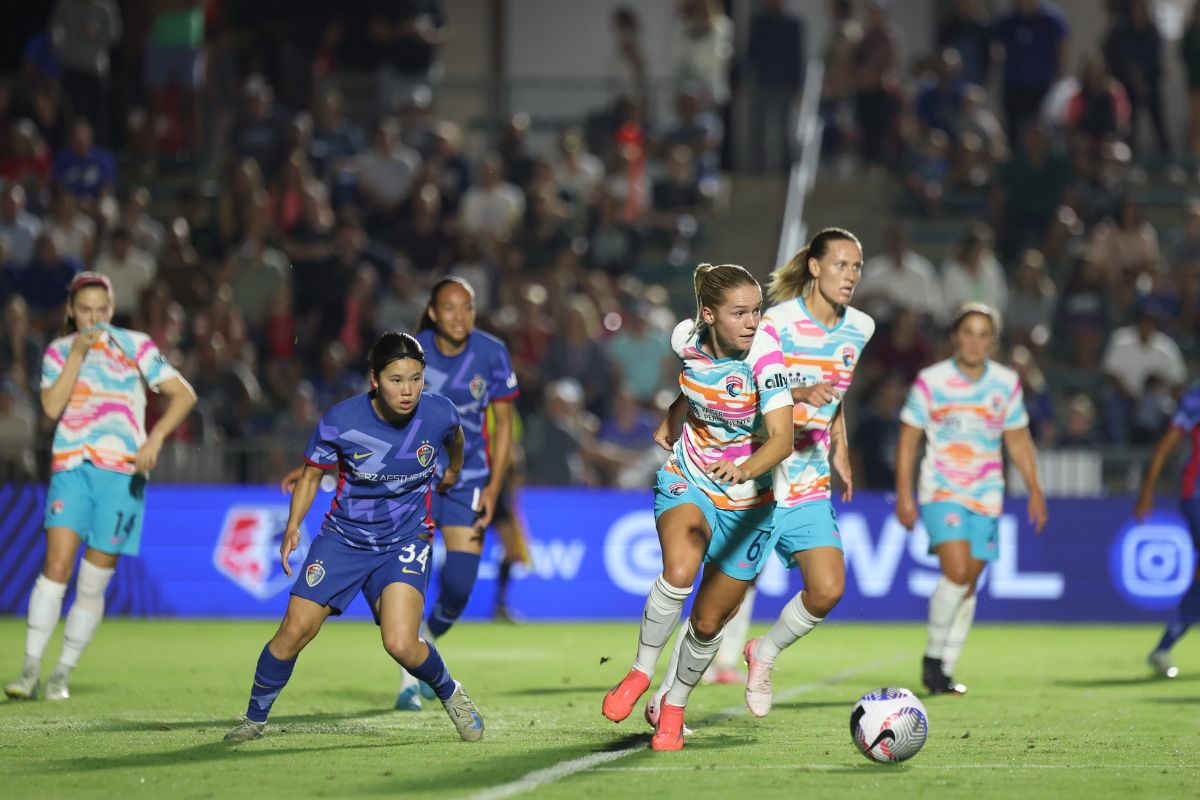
left=304, top=392, right=461, bottom=550
left=416, top=328, right=519, bottom=487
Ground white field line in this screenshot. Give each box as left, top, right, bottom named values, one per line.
left=462, top=653, right=908, bottom=800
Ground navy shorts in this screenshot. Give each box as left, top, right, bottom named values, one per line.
left=431, top=484, right=482, bottom=528
left=291, top=533, right=433, bottom=624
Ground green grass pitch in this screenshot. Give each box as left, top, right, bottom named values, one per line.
left=1, top=618, right=1196, bottom=799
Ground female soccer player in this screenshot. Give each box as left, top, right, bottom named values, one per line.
left=739, top=227, right=876, bottom=717
left=223, top=332, right=484, bottom=743
left=1135, top=380, right=1200, bottom=679
left=895, top=302, right=1048, bottom=695
left=602, top=263, right=794, bottom=751
left=5, top=272, right=196, bottom=701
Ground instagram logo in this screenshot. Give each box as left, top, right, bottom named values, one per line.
left=1110, top=517, right=1196, bottom=611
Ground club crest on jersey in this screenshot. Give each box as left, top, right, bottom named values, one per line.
left=417, top=443, right=435, bottom=467
left=50, top=499, right=65, bottom=515
left=668, top=481, right=688, bottom=497
left=305, top=561, right=326, bottom=587
left=841, top=345, right=856, bottom=367
left=944, top=511, right=962, bottom=528
left=725, top=375, right=745, bottom=397
left=469, top=374, right=487, bottom=400
left=989, top=391, right=1006, bottom=413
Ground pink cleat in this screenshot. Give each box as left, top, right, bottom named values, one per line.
left=603, top=669, right=650, bottom=723
left=650, top=702, right=686, bottom=751
left=707, top=668, right=744, bottom=685
left=743, top=638, right=775, bottom=718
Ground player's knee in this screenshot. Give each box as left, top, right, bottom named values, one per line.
left=381, top=633, right=422, bottom=666
left=275, top=617, right=319, bottom=657
left=689, top=615, right=723, bottom=641
left=42, top=562, right=74, bottom=584
left=942, top=564, right=970, bottom=586
left=805, top=577, right=844, bottom=616
left=661, top=563, right=697, bottom=590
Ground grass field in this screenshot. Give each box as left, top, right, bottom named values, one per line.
left=1, top=618, right=1196, bottom=799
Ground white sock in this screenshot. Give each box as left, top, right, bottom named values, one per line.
left=715, top=587, right=755, bottom=671
left=664, top=622, right=722, bottom=708
left=58, top=561, right=115, bottom=669
left=26, top=575, right=68, bottom=665
left=754, top=592, right=823, bottom=665
left=925, top=577, right=970, bottom=660
left=941, top=593, right=977, bottom=675
left=654, top=629, right=687, bottom=701
left=632, top=575, right=692, bottom=677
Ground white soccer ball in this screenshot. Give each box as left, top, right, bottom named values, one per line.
left=849, top=687, right=929, bottom=763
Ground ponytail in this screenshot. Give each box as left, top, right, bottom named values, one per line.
left=692, top=262, right=758, bottom=333
left=418, top=275, right=476, bottom=333
left=768, top=227, right=861, bottom=304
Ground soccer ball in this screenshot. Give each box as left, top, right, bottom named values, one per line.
left=849, top=687, right=929, bottom=763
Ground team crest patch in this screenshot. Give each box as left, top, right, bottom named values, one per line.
left=668, top=481, right=688, bottom=497
left=306, top=562, right=326, bottom=587
left=944, top=511, right=962, bottom=528
left=989, top=391, right=1006, bottom=413
left=417, top=443, right=435, bottom=467
left=725, top=375, right=744, bottom=397
left=469, top=375, right=487, bottom=400
left=50, top=499, right=65, bottom=515
left=841, top=345, right=856, bottom=367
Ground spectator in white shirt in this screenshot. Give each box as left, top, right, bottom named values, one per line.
left=459, top=154, right=524, bottom=242
left=94, top=226, right=155, bottom=325
left=1101, top=305, right=1188, bottom=443
left=0, top=184, right=41, bottom=267
left=353, top=117, right=422, bottom=221
left=942, top=223, right=1008, bottom=318
left=857, top=223, right=945, bottom=324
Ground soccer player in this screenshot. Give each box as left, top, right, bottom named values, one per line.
left=224, top=332, right=484, bottom=743
left=602, top=263, right=794, bottom=751
left=5, top=272, right=196, bottom=701
left=895, top=302, right=1048, bottom=695
left=739, top=227, right=876, bottom=717
left=1135, top=380, right=1200, bottom=678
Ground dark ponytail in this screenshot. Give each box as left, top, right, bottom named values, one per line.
left=368, top=331, right=426, bottom=375
left=418, top=275, right=476, bottom=333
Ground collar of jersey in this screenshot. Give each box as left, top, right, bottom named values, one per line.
left=950, top=357, right=990, bottom=384
left=796, top=295, right=845, bottom=334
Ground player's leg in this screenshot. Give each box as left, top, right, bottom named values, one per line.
left=493, top=491, right=531, bottom=622
left=46, top=548, right=119, bottom=700
left=426, top=486, right=486, bottom=640
left=1149, top=498, right=1200, bottom=677
left=707, top=586, right=755, bottom=684
left=919, top=503, right=973, bottom=695
left=939, top=555, right=987, bottom=687
left=603, top=499, right=708, bottom=723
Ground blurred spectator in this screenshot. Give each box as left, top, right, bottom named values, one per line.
left=859, top=307, right=933, bottom=387
left=606, top=6, right=648, bottom=107
left=1011, top=344, right=1056, bottom=443
left=144, top=0, right=205, bottom=153
left=1165, top=198, right=1200, bottom=273
left=283, top=180, right=338, bottom=344
left=376, top=258, right=425, bottom=333
left=523, top=378, right=594, bottom=487
left=857, top=224, right=945, bottom=324
left=1007, top=248, right=1057, bottom=350
left=157, top=216, right=206, bottom=309
left=353, top=117, right=422, bottom=233
left=991, top=124, right=1072, bottom=259
left=394, top=182, right=453, bottom=272
left=337, top=265, right=379, bottom=362
left=1065, top=54, right=1131, bottom=147
left=662, top=90, right=723, bottom=192
left=18, top=233, right=82, bottom=330
left=229, top=75, right=289, bottom=182
left=311, top=340, right=364, bottom=410
left=0, top=184, right=42, bottom=267
left=1054, top=254, right=1111, bottom=370
left=498, top=112, right=537, bottom=191
left=819, top=0, right=862, bottom=160
left=308, top=84, right=366, bottom=181
left=852, top=0, right=902, bottom=168
left=1101, top=306, right=1187, bottom=443
left=0, top=376, right=37, bottom=481
left=586, top=189, right=637, bottom=274
left=904, top=129, right=951, bottom=215
left=94, top=226, right=155, bottom=326
left=991, top=0, right=1069, bottom=138
left=543, top=296, right=614, bottom=419
left=942, top=223, right=1008, bottom=317
left=22, top=81, right=70, bottom=153
left=650, top=145, right=705, bottom=261
left=0, top=119, right=53, bottom=196
left=915, top=48, right=967, bottom=139
left=45, top=189, right=96, bottom=266
left=460, top=154, right=524, bottom=243
left=1104, top=0, right=1168, bottom=156
left=937, top=0, right=992, bottom=87
left=607, top=307, right=674, bottom=404
left=428, top=120, right=471, bottom=216
left=594, top=390, right=660, bottom=488
left=0, top=296, right=44, bottom=396
left=229, top=227, right=289, bottom=330
left=520, top=187, right=573, bottom=272
left=52, top=118, right=114, bottom=210
left=121, top=186, right=165, bottom=258
left=218, top=158, right=270, bottom=250
left=50, top=0, right=122, bottom=146
left=188, top=332, right=257, bottom=440
left=1068, top=139, right=1130, bottom=229
left=1086, top=194, right=1160, bottom=306
left=957, top=85, right=1009, bottom=183
left=851, top=373, right=907, bottom=489
left=267, top=380, right=319, bottom=478
left=369, top=0, right=449, bottom=113
left=1132, top=373, right=1176, bottom=444
left=1057, top=393, right=1102, bottom=447
left=746, top=0, right=805, bottom=173
left=553, top=129, right=604, bottom=214
left=671, top=0, right=734, bottom=110
left=1182, top=0, right=1200, bottom=158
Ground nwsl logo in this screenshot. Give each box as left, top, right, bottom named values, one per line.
left=214, top=507, right=311, bottom=599
left=417, top=443, right=435, bottom=467
left=726, top=375, right=745, bottom=397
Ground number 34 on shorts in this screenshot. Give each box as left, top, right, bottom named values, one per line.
left=397, top=542, right=431, bottom=575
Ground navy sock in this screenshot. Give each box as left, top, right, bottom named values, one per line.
left=409, top=640, right=455, bottom=702
left=427, top=551, right=481, bottom=637
left=1157, top=578, right=1200, bottom=652
left=245, top=644, right=297, bottom=723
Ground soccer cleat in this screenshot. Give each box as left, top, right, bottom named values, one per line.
left=922, top=656, right=967, bottom=695
left=645, top=692, right=694, bottom=735
left=602, top=669, right=650, bottom=723
left=744, top=638, right=775, bottom=717
left=4, top=664, right=40, bottom=700
left=44, top=667, right=70, bottom=701
left=223, top=717, right=266, bottom=742
left=650, top=702, right=686, bottom=751
left=419, top=680, right=436, bottom=701
left=394, top=684, right=423, bottom=711
left=442, top=681, right=484, bottom=742
left=1148, top=649, right=1180, bottom=679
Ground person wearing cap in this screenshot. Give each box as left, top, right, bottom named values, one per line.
left=4, top=271, right=196, bottom=702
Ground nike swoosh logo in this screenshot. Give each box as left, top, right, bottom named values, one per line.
left=402, top=567, right=421, bottom=575
left=738, top=561, right=753, bottom=568
left=351, top=452, right=371, bottom=460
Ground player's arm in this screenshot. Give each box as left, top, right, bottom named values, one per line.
left=281, top=465, right=324, bottom=576
left=895, top=423, right=924, bottom=530
left=706, top=406, right=792, bottom=485
left=437, top=426, right=466, bottom=494
left=135, top=375, right=197, bottom=474
left=1003, top=426, right=1048, bottom=534
left=830, top=404, right=853, bottom=502
left=478, top=401, right=514, bottom=529
left=40, top=327, right=105, bottom=419
left=1135, top=425, right=1184, bottom=521
left=654, top=390, right=688, bottom=451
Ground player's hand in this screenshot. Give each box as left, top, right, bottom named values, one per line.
left=896, top=492, right=918, bottom=531
left=437, top=467, right=460, bottom=494
left=134, top=432, right=164, bottom=474
left=653, top=417, right=681, bottom=452
left=833, top=447, right=853, bottom=503
left=705, top=459, right=747, bottom=486
left=792, top=381, right=839, bottom=408
left=476, top=484, right=499, bottom=531
left=280, top=527, right=301, bottom=577
left=1134, top=492, right=1154, bottom=522
left=1028, top=492, right=1048, bottom=534
left=71, top=325, right=105, bottom=355
left=280, top=465, right=304, bottom=495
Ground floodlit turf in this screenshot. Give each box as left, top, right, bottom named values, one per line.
left=1, top=618, right=1195, bottom=799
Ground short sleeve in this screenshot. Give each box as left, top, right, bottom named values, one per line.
left=443, top=400, right=462, bottom=444
left=132, top=333, right=180, bottom=389
left=40, top=341, right=68, bottom=390
left=900, top=375, right=932, bottom=429
left=488, top=343, right=519, bottom=402
left=749, top=321, right=790, bottom=415
left=1002, top=377, right=1030, bottom=431
left=303, top=413, right=341, bottom=469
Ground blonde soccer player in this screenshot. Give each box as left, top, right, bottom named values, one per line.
left=895, top=302, right=1048, bottom=695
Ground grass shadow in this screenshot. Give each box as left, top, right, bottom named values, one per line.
left=496, top=685, right=611, bottom=697
left=1052, top=674, right=1200, bottom=688
left=63, top=708, right=397, bottom=734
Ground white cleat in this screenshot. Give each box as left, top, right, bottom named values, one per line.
left=442, top=681, right=484, bottom=742
left=4, top=664, right=40, bottom=700
left=44, top=667, right=70, bottom=701
left=744, top=638, right=775, bottom=718
left=1149, top=650, right=1179, bottom=679
left=223, top=717, right=266, bottom=741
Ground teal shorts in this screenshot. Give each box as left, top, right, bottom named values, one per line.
left=773, top=499, right=842, bottom=568
left=44, top=462, right=147, bottom=557
left=920, top=501, right=999, bottom=562
left=652, top=468, right=778, bottom=581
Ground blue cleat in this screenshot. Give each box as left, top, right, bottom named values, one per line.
left=395, top=684, right=423, bottom=711
left=419, top=680, right=437, bottom=701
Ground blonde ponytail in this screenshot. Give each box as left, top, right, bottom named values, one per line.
left=768, top=227, right=861, bottom=304
left=692, top=262, right=758, bottom=333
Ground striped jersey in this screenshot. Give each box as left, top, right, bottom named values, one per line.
left=663, top=318, right=791, bottom=511
left=41, top=325, right=180, bottom=475
left=764, top=297, right=875, bottom=507
left=1170, top=383, right=1200, bottom=501
left=900, top=358, right=1028, bottom=516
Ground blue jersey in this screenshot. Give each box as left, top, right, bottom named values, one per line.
left=1172, top=383, right=1200, bottom=501
left=304, top=392, right=461, bottom=550
left=416, top=328, right=519, bottom=488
